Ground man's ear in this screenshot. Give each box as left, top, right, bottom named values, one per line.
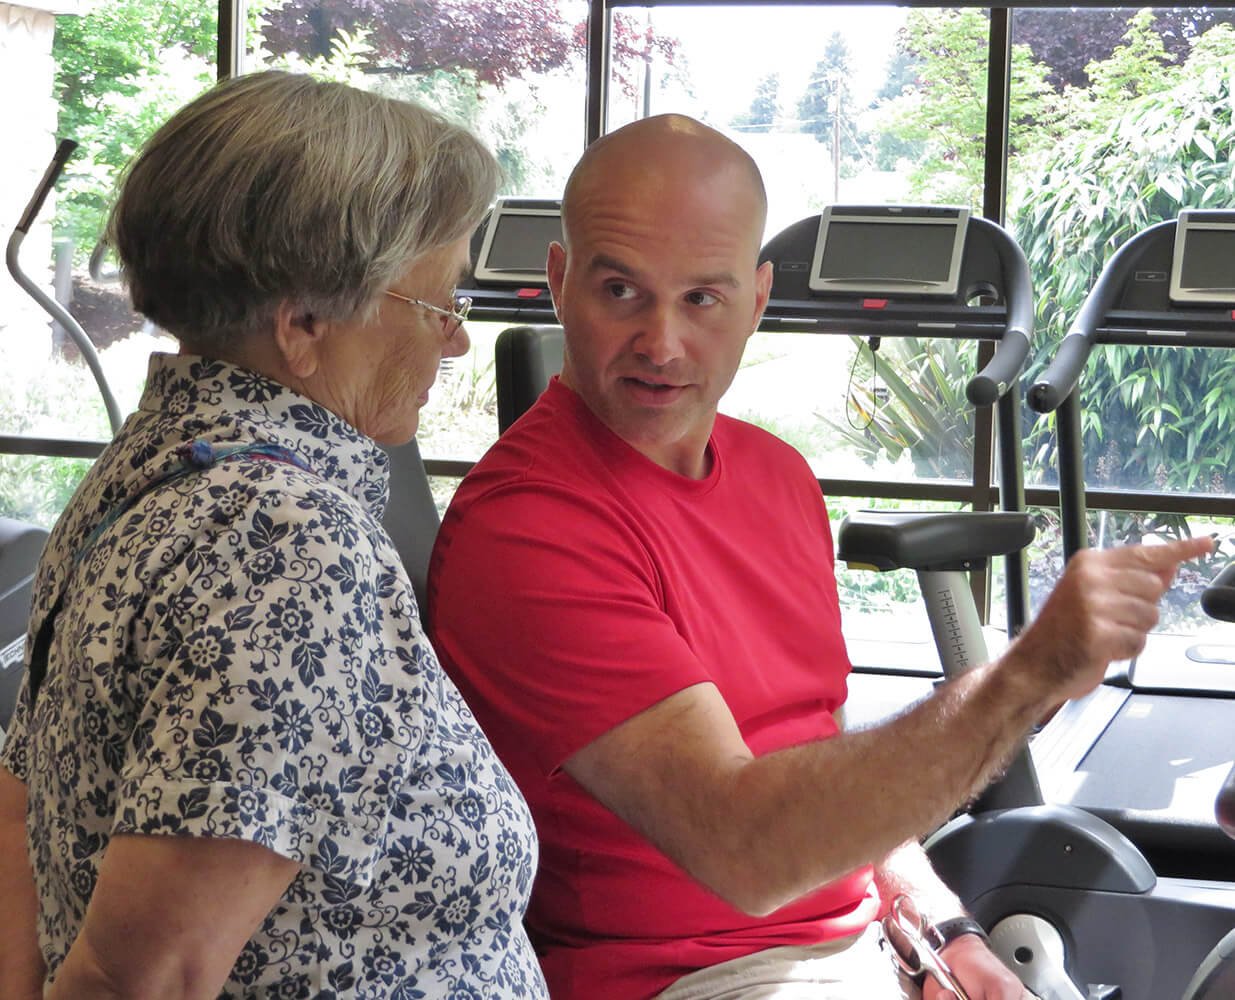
left=750, top=259, right=774, bottom=333
left=273, top=301, right=328, bottom=379
left=546, top=241, right=567, bottom=322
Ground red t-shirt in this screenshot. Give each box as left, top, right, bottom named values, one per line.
left=428, top=378, right=878, bottom=999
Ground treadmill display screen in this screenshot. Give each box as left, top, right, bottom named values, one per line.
left=819, top=222, right=956, bottom=283
left=473, top=201, right=563, bottom=285
left=486, top=213, right=562, bottom=273
left=809, top=205, right=969, bottom=297
left=1170, top=212, right=1235, bottom=304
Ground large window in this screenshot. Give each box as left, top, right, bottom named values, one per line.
left=3, top=2, right=1232, bottom=637
left=1005, top=5, right=1235, bottom=631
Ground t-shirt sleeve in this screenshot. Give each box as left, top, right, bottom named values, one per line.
left=430, top=482, right=712, bottom=776
left=117, top=479, right=421, bottom=888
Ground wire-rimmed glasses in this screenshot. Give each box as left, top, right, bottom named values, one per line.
left=384, top=289, right=472, bottom=338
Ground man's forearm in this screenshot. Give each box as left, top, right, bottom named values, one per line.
left=719, top=656, right=1045, bottom=913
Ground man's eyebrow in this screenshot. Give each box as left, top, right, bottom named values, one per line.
left=588, top=253, right=740, bottom=289
left=588, top=253, right=637, bottom=277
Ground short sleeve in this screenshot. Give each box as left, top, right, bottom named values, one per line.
left=117, top=477, right=425, bottom=888
left=0, top=667, right=33, bottom=779
left=430, top=482, right=711, bottom=776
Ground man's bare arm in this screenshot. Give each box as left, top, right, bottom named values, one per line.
left=565, top=537, right=1213, bottom=916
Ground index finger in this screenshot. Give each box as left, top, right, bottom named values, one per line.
left=1157, top=534, right=1214, bottom=562
left=1121, top=534, right=1215, bottom=567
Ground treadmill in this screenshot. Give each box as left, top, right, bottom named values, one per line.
left=1027, top=211, right=1235, bottom=878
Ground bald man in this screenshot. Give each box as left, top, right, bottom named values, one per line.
left=427, top=115, right=1210, bottom=1000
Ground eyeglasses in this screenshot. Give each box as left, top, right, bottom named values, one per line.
left=384, top=290, right=473, bottom=338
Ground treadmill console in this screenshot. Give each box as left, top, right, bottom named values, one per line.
left=810, top=204, right=970, bottom=298
left=472, top=197, right=563, bottom=286
left=1169, top=209, right=1235, bottom=306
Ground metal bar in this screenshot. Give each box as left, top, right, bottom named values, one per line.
left=0, top=437, right=107, bottom=460
left=586, top=0, right=609, bottom=144
left=217, top=0, right=242, bottom=80
left=970, top=341, right=996, bottom=620
left=983, top=8, right=1011, bottom=225
left=998, top=383, right=1030, bottom=633
left=1055, top=390, right=1089, bottom=560
left=423, top=458, right=482, bottom=479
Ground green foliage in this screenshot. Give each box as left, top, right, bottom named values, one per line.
left=876, top=8, right=1059, bottom=205
left=798, top=33, right=863, bottom=155
left=258, top=24, right=377, bottom=85
left=1013, top=25, right=1235, bottom=495
left=827, top=495, right=962, bottom=613
left=0, top=355, right=113, bottom=528
left=731, top=73, right=780, bottom=134
left=52, top=0, right=219, bottom=258
left=821, top=337, right=977, bottom=481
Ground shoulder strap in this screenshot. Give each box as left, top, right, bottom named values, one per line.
left=25, top=440, right=312, bottom=709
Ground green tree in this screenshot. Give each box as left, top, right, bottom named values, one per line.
left=1014, top=25, right=1235, bottom=497
left=875, top=8, right=1058, bottom=205
left=732, top=73, right=780, bottom=134
left=797, top=32, right=863, bottom=158
left=52, top=1, right=219, bottom=255
left=871, top=48, right=924, bottom=171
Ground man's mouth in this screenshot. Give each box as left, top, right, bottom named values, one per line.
left=628, top=377, right=679, bottom=392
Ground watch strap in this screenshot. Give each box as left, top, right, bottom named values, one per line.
left=928, top=916, right=989, bottom=949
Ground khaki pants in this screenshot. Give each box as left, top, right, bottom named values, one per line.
left=654, top=923, right=920, bottom=1000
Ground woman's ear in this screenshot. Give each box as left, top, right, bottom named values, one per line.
left=273, top=301, right=328, bottom=379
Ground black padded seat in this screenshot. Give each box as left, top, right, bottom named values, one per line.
left=495, top=326, right=565, bottom=433
left=379, top=437, right=440, bottom=614
left=0, top=517, right=50, bottom=734
left=836, top=510, right=1035, bottom=572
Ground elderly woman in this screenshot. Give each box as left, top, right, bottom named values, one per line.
left=0, top=71, right=546, bottom=1000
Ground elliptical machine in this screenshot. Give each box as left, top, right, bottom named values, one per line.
left=904, top=214, right=1235, bottom=1000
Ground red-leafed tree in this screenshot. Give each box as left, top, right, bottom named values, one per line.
left=571, top=11, right=679, bottom=100
left=262, top=0, right=677, bottom=92
left=1011, top=6, right=1235, bottom=90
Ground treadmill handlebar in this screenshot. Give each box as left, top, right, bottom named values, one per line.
left=964, top=216, right=1034, bottom=407
left=16, top=139, right=77, bottom=235
left=1028, top=332, right=1091, bottom=413
left=1029, top=219, right=1178, bottom=413
left=1201, top=561, right=1235, bottom=623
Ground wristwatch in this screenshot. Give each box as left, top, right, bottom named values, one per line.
left=927, top=915, right=990, bottom=950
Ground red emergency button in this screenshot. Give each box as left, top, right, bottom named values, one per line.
left=862, top=298, right=888, bottom=309
left=517, top=287, right=544, bottom=298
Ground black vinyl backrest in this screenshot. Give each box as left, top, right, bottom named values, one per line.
left=379, top=437, right=440, bottom=614
left=495, top=326, right=565, bottom=433
left=0, top=517, right=50, bottom=735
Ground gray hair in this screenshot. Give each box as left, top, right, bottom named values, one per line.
left=106, top=70, right=501, bottom=352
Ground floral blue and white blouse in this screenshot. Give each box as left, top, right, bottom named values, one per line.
left=0, top=353, right=547, bottom=1000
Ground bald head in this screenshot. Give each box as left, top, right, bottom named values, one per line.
left=561, top=115, right=768, bottom=251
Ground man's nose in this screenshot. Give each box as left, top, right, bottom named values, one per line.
left=632, top=306, right=685, bottom=367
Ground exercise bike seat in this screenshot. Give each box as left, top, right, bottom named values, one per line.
left=836, top=510, right=1034, bottom=572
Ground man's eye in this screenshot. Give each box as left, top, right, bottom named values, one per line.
left=686, top=290, right=719, bottom=307
left=605, top=281, right=637, bottom=300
